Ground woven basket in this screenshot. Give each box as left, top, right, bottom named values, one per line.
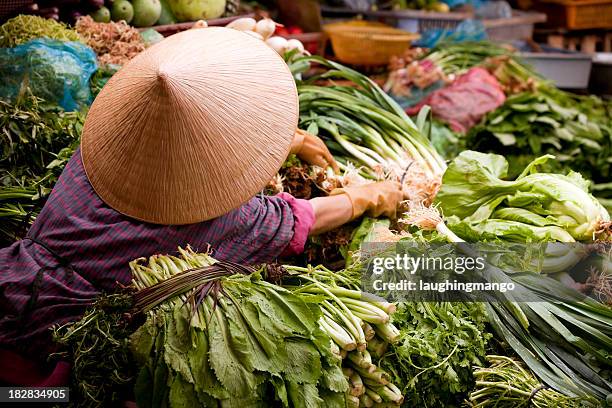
left=324, top=21, right=419, bottom=66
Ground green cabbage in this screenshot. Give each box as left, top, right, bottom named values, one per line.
left=436, top=151, right=609, bottom=242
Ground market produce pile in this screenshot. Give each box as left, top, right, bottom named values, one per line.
left=1, top=10, right=611, bottom=408
left=50, top=48, right=612, bottom=408
left=389, top=41, right=612, bottom=210
left=75, top=16, right=145, bottom=65
left=291, top=55, right=447, bottom=204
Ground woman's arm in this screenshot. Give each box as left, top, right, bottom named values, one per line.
left=309, top=195, right=353, bottom=235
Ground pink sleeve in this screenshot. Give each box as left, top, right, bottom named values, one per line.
left=276, top=193, right=315, bottom=256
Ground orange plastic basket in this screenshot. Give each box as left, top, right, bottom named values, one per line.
left=537, top=0, right=612, bottom=29
left=323, top=21, right=420, bottom=66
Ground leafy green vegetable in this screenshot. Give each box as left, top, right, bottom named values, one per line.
left=467, top=89, right=612, bottom=203
left=0, top=93, right=84, bottom=245
left=381, top=302, right=490, bottom=407
left=129, top=249, right=347, bottom=407
left=52, top=293, right=135, bottom=408
left=469, top=355, right=583, bottom=407
left=436, top=151, right=610, bottom=242
left=289, top=55, right=446, bottom=201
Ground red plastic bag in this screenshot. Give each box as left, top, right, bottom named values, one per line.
left=406, top=67, right=506, bottom=133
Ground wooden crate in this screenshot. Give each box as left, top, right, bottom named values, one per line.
left=536, top=0, right=612, bottom=29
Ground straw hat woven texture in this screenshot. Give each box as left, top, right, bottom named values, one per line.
left=81, top=27, right=298, bottom=225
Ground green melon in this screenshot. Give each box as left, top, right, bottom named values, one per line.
left=91, top=6, right=111, bottom=23
left=132, top=0, right=162, bottom=27
left=167, top=0, right=226, bottom=22
left=111, top=0, right=134, bottom=23
left=157, top=0, right=177, bottom=25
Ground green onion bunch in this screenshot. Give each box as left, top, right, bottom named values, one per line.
left=291, top=55, right=446, bottom=201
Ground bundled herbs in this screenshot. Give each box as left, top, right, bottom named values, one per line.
left=129, top=248, right=348, bottom=407
left=52, top=293, right=136, bottom=408
left=436, top=151, right=610, bottom=243
left=291, top=55, right=446, bottom=203
left=282, top=265, right=405, bottom=407
left=403, top=206, right=612, bottom=402
left=347, top=218, right=490, bottom=407
left=0, top=15, right=81, bottom=48
left=0, top=94, right=84, bottom=245
left=469, top=355, right=583, bottom=407
left=381, top=302, right=490, bottom=407
left=75, top=16, right=145, bottom=66
left=424, top=41, right=533, bottom=79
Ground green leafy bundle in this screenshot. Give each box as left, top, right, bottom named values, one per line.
left=381, top=302, right=490, bottom=407
left=424, top=41, right=524, bottom=76
left=469, top=355, right=583, bottom=407
left=291, top=55, right=446, bottom=202
left=436, top=151, right=610, bottom=243
left=282, top=264, right=405, bottom=406
left=129, top=249, right=347, bottom=408
left=346, top=218, right=490, bottom=407
left=466, top=89, right=612, bottom=186
left=0, top=94, right=83, bottom=245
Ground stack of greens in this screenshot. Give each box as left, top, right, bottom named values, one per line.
left=290, top=55, right=446, bottom=201
left=399, top=152, right=612, bottom=404
left=424, top=41, right=521, bottom=76
left=382, top=301, right=490, bottom=407
left=0, top=94, right=84, bottom=245
left=466, top=89, right=612, bottom=204
left=347, top=218, right=491, bottom=407
left=53, top=293, right=136, bottom=408
left=469, top=355, right=583, bottom=407
left=129, top=248, right=348, bottom=407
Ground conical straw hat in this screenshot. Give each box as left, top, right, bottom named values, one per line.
left=81, top=27, right=298, bottom=225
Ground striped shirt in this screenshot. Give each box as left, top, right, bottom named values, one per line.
left=0, top=148, right=314, bottom=357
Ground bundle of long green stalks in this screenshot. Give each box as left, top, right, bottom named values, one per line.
left=282, top=265, right=405, bottom=407
left=469, top=355, right=582, bottom=407
left=290, top=55, right=447, bottom=203
left=424, top=42, right=533, bottom=77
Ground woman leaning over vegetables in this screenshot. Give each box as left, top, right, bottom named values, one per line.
left=0, top=28, right=407, bottom=385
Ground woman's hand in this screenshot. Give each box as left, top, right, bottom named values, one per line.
left=290, top=129, right=340, bottom=173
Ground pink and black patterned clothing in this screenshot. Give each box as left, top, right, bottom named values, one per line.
left=0, top=148, right=314, bottom=361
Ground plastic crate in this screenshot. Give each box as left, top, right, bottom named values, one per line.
left=321, top=6, right=470, bottom=32
left=483, top=11, right=547, bottom=41
left=517, top=44, right=592, bottom=88
left=536, top=0, right=612, bottom=29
